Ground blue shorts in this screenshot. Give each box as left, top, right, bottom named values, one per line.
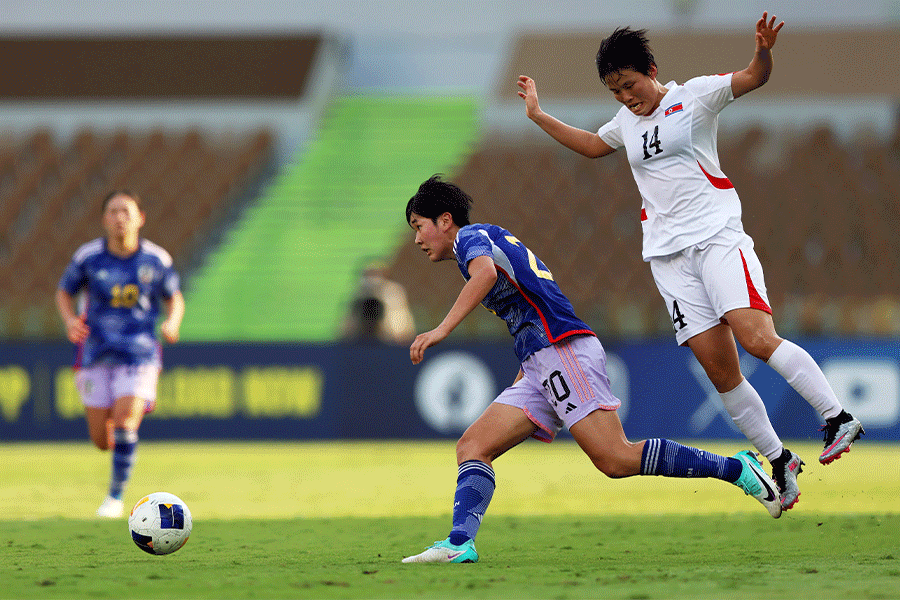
left=494, top=335, right=621, bottom=442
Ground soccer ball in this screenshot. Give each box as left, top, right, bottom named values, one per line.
left=128, top=492, right=193, bottom=555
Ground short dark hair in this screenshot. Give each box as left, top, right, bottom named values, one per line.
left=596, top=27, right=655, bottom=84
left=101, top=189, right=142, bottom=212
left=406, top=174, right=472, bottom=227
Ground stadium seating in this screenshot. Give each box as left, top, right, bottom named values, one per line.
left=180, top=95, right=481, bottom=341
left=0, top=128, right=272, bottom=337
left=2, top=119, right=899, bottom=340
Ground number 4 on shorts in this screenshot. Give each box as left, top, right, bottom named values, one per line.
left=672, top=300, right=687, bottom=331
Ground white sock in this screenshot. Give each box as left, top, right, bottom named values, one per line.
left=767, top=339, right=842, bottom=420
left=719, top=378, right=783, bottom=461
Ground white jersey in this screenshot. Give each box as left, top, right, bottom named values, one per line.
left=598, top=73, right=743, bottom=261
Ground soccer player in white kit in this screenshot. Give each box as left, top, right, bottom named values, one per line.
left=517, top=12, right=863, bottom=511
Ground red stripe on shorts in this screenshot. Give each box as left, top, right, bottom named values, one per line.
left=567, top=343, right=595, bottom=401
left=740, top=249, right=772, bottom=313
left=556, top=341, right=594, bottom=403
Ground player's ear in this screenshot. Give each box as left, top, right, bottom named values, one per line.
left=649, top=63, right=658, bottom=80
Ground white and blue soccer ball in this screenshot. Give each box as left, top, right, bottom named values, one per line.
left=128, top=492, right=193, bottom=555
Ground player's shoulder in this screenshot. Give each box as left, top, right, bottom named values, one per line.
left=71, top=238, right=105, bottom=264
left=454, top=223, right=498, bottom=257
left=612, top=103, right=634, bottom=122
left=682, top=73, right=732, bottom=94
left=457, top=223, right=497, bottom=243
left=138, top=239, right=174, bottom=268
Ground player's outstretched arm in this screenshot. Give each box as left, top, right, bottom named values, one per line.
left=517, top=76, right=615, bottom=158
left=732, top=11, right=784, bottom=99
left=410, top=256, right=497, bottom=365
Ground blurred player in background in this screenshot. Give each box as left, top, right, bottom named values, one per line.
left=55, top=190, right=184, bottom=518
left=517, top=12, right=863, bottom=512
left=401, top=175, right=782, bottom=565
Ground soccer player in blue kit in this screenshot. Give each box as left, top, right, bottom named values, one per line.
left=55, top=190, right=184, bottom=518
left=401, top=175, right=783, bottom=564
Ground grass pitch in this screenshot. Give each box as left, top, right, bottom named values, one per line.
left=1, top=440, right=897, bottom=599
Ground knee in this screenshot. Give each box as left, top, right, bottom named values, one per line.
left=705, top=362, right=742, bottom=392
left=456, top=434, right=487, bottom=464
left=589, top=454, right=633, bottom=479
left=456, top=435, right=478, bottom=464
left=739, top=330, right=781, bottom=361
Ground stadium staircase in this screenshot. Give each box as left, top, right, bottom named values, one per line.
left=181, top=95, right=480, bottom=341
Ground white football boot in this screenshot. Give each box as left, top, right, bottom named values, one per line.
left=96, top=496, right=124, bottom=518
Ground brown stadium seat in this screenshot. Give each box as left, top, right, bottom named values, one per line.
left=0, top=127, right=273, bottom=338
left=386, top=126, right=900, bottom=339
left=3, top=121, right=899, bottom=339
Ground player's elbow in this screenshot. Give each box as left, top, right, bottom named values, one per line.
left=585, top=139, right=614, bottom=159
left=477, top=267, right=498, bottom=288
left=733, top=69, right=770, bottom=98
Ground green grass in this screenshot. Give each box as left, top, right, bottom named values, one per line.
left=5, top=514, right=899, bottom=599
left=1, top=440, right=897, bottom=599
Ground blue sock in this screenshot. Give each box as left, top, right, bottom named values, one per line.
left=109, top=428, right=138, bottom=500
left=640, top=439, right=742, bottom=483
left=448, top=460, right=495, bottom=546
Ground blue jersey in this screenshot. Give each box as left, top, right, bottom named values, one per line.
left=58, top=238, right=180, bottom=367
left=454, top=224, right=594, bottom=362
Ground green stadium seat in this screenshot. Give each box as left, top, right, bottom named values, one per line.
left=181, top=95, right=480, bottom=341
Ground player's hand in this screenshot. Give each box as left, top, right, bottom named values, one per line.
left=65, top=315, right=89, bottom=344
left=517, top=75, right=542, bottom=120
left=409, top=328, right=448, bottom=365
left=755, top=11, right=784, bottom=51
left=160, top=319, right=180, bottom=344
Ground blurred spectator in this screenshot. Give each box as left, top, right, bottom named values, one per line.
left=342, top=259, right=415, bottom=344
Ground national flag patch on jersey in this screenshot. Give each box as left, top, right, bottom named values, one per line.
left=664, top=103, right=683, bottom=117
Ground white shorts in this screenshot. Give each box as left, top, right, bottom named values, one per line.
left=494, top=335, right=621, bottom=443
left=75, top=363, right=159, bottom=411
left=650, top=226, right=771, bottom=346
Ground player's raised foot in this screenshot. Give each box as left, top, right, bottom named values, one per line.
left=820, top=411, right=865, bottom=465
left=401, top=538, right=479, bottom=563
left=732, top=451, right=782, bottom=519
left=770, top=448, right=804, bottom=510
left=96, top=495, right=124, bottom=518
